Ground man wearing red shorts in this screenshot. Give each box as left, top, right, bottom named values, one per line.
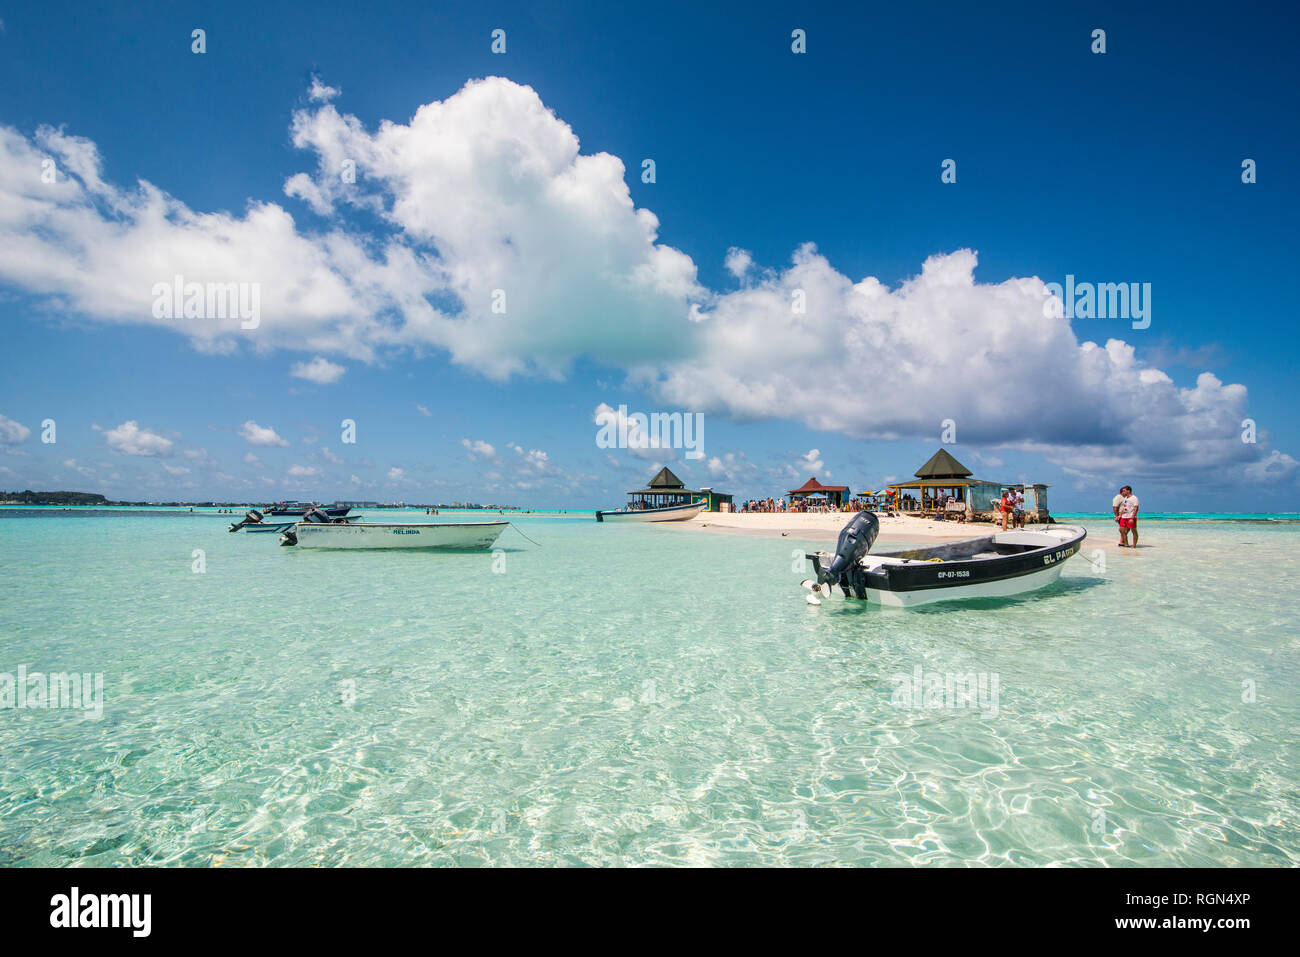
left=1117, top=485, right=1139, bottom=547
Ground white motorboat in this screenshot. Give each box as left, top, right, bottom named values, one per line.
left=281, top=520, right=508, bottom=550
left=802, top=512, right=1086, bottom=607
left=595, top=500, right=706, bottom=523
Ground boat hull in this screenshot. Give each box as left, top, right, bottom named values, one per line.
left=287, top=521, right=508, bottom=549
left=244, top=522, right=295, bottom=533
left=596, top=501, right=706, bottom=523
left=858, top=558, right=1071, bottom=606
left=808, top=525, right=1087, bottom=607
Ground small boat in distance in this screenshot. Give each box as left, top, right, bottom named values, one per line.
left=280, top=520, right=508, bottom=549
left=802, top=512, right=1086, bottom=607
left=597, top=466, right=708, bottom=523
left=596, top=500, right=706, bottom=523
left=264, top=502, right=352, bottom=518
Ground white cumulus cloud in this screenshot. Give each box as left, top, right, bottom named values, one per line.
left=239, top=421, right=289, bottom=447
left=290, top=355, right=346, bottom=384
left=0, top=414, right=31, bottom=445
left=462, top=439, right=497, bottom=461
left=0, top=81, right=1289, bottom=488
left=100, top=420, right=173, bottom=457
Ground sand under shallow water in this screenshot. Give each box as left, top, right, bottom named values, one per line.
left=0, top=508, right=1295, bottom=866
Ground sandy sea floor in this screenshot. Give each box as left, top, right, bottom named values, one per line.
left=1, top=508, right=1295, bottom=866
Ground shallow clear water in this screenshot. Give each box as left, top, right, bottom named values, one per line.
left=1, top=510, right=1296, bottom=866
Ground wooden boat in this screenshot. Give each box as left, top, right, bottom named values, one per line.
left=595, top=500, right=706, bottom=523
left=802, top=512, right=1086, bottom=607
left=280, top=520, right=508, bottom=549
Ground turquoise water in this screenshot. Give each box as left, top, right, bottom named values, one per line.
left=1055, top=512, right=1300, bottom=522
left=1, top=510, right=1296, bottom=866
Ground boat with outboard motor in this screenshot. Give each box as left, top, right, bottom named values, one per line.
left=595, top=500, right=706, bottom=523
left=264, top=502, right=351, bottom=518
left=802, top=512, right=1086, bottom=607
left=244, top=520, right=296, bottom=534
left=279, top=511, right=508, bottom=549
left=229, top=507, right=359, bottom=533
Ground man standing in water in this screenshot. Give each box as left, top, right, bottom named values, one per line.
left=1117, top=485, right=1140, bottom=547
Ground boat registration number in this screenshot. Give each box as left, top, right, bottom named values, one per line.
left=937, top=570, right=969, bottom=579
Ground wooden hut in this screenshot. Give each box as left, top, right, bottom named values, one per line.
left=627, top=467, right=705, bottom=510
left=787, top=477, right=850, bottom=509
left=886, top=449, right=1052, bottom=521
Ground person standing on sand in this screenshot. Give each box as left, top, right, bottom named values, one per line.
left=1112, top=488, right=1125, bottom=544
left=998, top=489, right=1013, bottom=530
left=1012, top=487, right=1025, bottom=528
left=1118, top=485, right=1140, bottom=547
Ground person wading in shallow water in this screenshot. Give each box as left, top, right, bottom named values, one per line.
left=1117, top=485, right=1140, bottom=547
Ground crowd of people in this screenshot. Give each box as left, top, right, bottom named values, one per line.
left=738, top=497, right=879, bottom=514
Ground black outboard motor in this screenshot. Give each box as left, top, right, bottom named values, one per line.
left=229, top=507, right=264, bottom=532
left=303, top=507, right=332, bottom=524
left=817, top=512, right=880, bottom=588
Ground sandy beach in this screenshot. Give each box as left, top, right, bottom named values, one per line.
left=675, top=511, right=1153, bottom=560
left=672, top=510, right=983, bottom=544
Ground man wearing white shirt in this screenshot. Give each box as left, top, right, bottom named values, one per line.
left=1117, top=485, right=1140, bottom=547
left=1112, top=489, right=1125, bottom=545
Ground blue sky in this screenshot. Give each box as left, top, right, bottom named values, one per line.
left=1, top=0, right=1297, bottom=509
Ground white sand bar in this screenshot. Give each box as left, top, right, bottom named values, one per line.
left=669, top=511, right=985, bottom=544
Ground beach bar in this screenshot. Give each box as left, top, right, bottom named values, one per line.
left=627, top=467, right=706, bottom=510
left=788, top=477, right=850, bottom=509
left=885, top=448, right=1052, bottom=521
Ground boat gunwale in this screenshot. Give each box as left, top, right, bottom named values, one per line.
left=291, top=520, right=510, bottom=529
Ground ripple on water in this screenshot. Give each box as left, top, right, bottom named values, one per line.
left=0, top=513, right=1297, bottom=865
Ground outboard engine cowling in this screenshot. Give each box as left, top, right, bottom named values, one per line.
left=229, top=507, right=264, bottom=532
left=303, top=507, right=332, bottom=524
left=818, top=512, right=880, bottom=587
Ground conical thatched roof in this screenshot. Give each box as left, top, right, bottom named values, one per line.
left=914, top=448, right=971, bottom=478
left=647, top=466, right=684, bottom=488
